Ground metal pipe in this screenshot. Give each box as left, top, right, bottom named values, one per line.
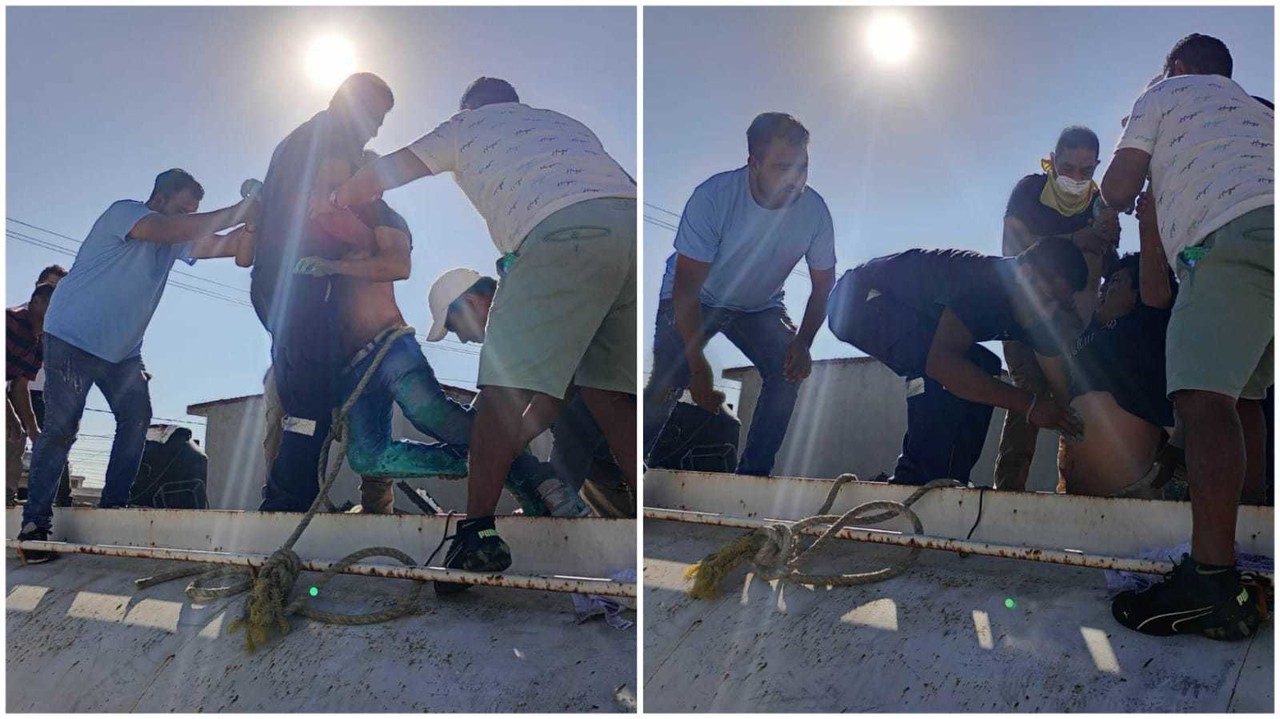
left=7, top=540, right=636, bottom=598
left=644, top=507, right=1275, bottom=579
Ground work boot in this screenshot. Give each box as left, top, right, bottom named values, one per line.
left=434, top=516, right=512, bottom=596
left=1112, top=554, right=1262, bottom=640
left=15, top=523, right=59, bottom=565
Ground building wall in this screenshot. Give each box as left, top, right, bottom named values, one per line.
left=726, top=358, right=1062, bottom=490
left=192, top=393, right=550, bottom=512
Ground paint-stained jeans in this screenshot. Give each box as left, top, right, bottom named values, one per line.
left=340, top=333, right=549, bottom=513
left=22, top=335, right=152, bottom=531
left=643, top=300, right=801, bottom=477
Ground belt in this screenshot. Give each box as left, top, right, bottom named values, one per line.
left=345, top=326, right=403, bottom=372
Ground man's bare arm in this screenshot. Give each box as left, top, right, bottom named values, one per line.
left=1100, top=148, right=1151, bottom=213
left=188, top=224, right=255, bottom=260
left=8, top=379, right=38, bottom=440
left=796, top=266, right=836, bottom=347
left=1135, top=190, right=1174, bottom=309
left=671, top=254, right=724, bottom=412
left=333, top=148, right=433, bottom=210
left=297, top=226, right=411, bottom=282
left=130, top=198, right=256, bottom=245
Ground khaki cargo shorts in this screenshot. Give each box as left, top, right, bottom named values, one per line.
left=1167, top=206, right=1274, bottom=401
left=479, top=197, right=637, bottom=399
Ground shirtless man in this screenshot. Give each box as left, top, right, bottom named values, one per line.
left=293, top=199, right=576, bottom=517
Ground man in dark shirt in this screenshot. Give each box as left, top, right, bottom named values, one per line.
left=827, top=237, right=1087, bottom=486
left=250, top=73, right=395, bottom=512
left=997, top=127, right=1121, bottom=492
left=6, top=283, right=54, bottom=505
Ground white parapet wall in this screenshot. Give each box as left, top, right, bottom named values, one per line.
left=724, top=356, right=1064, bottom=489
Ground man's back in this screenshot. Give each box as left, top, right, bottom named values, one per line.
left=251, top=110, right=366, bottom=327
left=406, top=102, right=636, bottom=254
left=1117, top=74, right=1274, bottom=263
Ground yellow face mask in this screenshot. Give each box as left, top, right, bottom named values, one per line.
left=1039, top=157, right=1097, bottom=217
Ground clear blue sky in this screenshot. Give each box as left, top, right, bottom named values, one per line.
left=6, top=6, right=636, bottom=484
left=643, top=6, right=1273, bottom=406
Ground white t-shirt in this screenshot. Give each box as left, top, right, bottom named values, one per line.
left=408, top=102, right=636, bottom=254
left=1115, top=74, right=1274, bottom=265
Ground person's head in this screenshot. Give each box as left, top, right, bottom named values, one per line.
left=1049, top=126, right=1100, bottom=194
left=36, top=264, right=67, bottom=287
left=329, top=72, right=395, bottom=148
left=1096, top=253, right=1141, bottom=321
left=427, top=268, right=497, bottom=344
left=1164, top=33, right=1233, bottom=79
left=459, top=77, right=519, bottom=111
left=27, top=282, right=55, bottom=326
left=1013, top=236, right=1089, bottom=320
left=746, top=112, right=810, bottom=209
left=147, top=169, right=204, bottom=215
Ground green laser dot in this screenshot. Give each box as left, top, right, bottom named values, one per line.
left=309, top=586, right=319, bottom=597
left=1004, top=598, right=1015, bottom=609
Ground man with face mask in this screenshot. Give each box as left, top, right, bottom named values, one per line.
left=16, top=168, right=257, bottom=562
left=827, top=237, right=1087, bottom=487
left=1101, top=33, right=1273, bottom=641
left=995, top=126, right=1122, bottom=493
left=251, top=72, right=395, bottom=512
left=644, top=113, right=837, bottom=479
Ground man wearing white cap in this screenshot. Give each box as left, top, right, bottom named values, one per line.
left=427, top=267, right=635, bottom=519
left=329, top=76, right=636, bottom=589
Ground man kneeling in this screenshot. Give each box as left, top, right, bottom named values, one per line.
left=828, top=238, right=1086, bottom=486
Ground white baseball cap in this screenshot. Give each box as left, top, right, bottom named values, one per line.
left=426, top=268, right=482, bottom=341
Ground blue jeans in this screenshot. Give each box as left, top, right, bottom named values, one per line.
left=342, top=333, right=473, bottom=478
left=22, top=335, right=151, bottom=530
left=341, top=333, right=549, bottom=513
left=643, top=300, right=801, bottom=476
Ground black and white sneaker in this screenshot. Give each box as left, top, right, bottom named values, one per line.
left=433, top=517, right=512, bottom=596
left=1112, top=554, right=1261, bottom=641
left=15, top=523, right=60, bottom=565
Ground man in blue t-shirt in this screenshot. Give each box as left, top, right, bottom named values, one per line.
left=16, top=169, right=256, bottom=563
left=644, top=113, right=837, bottom=477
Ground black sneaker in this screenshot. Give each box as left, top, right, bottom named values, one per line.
left=15, top=523, right=60, bottom=565
left=1112, top=555, right=1261, bottom=641
left=433, top=517, right=512, bottom=596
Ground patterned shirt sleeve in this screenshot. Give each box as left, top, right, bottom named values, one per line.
left=408, top=116, right=460, bottom=175
left=672, top=181, right=723, bottom=264
left=1116, top=86, right=1162, bottom=155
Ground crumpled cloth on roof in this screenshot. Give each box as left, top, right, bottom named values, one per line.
left=572, top=568, right=636, bottom=630
left=1105, top=541, right=1273, bottom=595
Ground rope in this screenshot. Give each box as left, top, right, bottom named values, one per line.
left=684, top=475, right=960, bottom=600
left=138, top=325, right=425, bottom=651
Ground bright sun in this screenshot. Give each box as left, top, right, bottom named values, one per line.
left=305, top=35, right=357, bottom=91
left=865, top=14, right=916, bottom=66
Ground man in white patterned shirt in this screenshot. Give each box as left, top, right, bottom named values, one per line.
left=328, top=78, right=636, bottom=592
left=1101, top=33, right=1273, bottom=641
